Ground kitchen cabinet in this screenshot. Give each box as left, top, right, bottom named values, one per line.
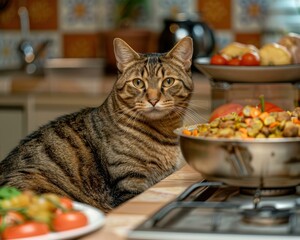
left=0, top=94, right=108, bottom=159
left=0, top=108, right=24, bottom=159
left=0, top=95, right=32, bottom=159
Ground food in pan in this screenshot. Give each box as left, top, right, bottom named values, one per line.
left=182, top=106, right=300, bottom=139
left=209, top=102, right=284, bottom=123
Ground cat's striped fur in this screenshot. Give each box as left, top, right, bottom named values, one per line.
left=0, top=37, right=193, bottom=212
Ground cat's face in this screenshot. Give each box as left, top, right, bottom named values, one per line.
left=113, top=37, right=193, bottom=121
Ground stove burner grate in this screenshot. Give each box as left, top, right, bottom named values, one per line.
left=242, top=205, right=292, bottom=225
left=128, top=181, right=300, bottom=240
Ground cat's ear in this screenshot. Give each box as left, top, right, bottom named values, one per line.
left=113, top=38, right=140, bottom=72
left=166, top=37, right=193, bottom=71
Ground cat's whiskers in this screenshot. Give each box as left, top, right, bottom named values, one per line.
left=118, top=108, right=142, bottom=132
left=175, top=104, right=208, bottom=124
left=185, top=109, right=208, bottom=124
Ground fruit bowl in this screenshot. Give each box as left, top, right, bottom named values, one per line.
left=194, top=57, right=300, bottom=83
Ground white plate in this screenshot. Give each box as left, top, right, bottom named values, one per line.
left=20, top=202, right=105, bottom=240
left=194, top=58, right=300, bottom=83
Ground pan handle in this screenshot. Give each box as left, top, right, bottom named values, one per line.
left=225, top=144, right=254, bottom=177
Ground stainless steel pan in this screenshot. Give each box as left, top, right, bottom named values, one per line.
left=175, top=126, right=300, bottom=188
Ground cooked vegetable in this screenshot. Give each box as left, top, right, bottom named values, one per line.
left=182, top=106, right=300, bottom=139
left=209, top=100, right=283, bottom=123
left=0, top=187, right=21, bottom=200
left=209, top=103, right=243, bottom=122
left=0, top=187, right=88, bottom=239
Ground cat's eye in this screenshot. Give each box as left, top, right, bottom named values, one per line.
left=162, top=77, right=175, bottom=87
left=132, top=78, right=145, bottom=89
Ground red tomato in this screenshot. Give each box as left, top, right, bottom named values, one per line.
left=227, top=57, right=241, bottom=66
left=240, top=52, right=260, bottom=66
left=209, top=103, right=243, bottom=122
left=55, top=197, right=74, bottom=215
left=2, top=222, right=49, bottom=239
left=210, top=54, right=228, bottom=65
left=59, top=197, right=73, bottom=210
left=52, top=211, right=88, bottom=232
left=258, top=101, right=284, bottom=112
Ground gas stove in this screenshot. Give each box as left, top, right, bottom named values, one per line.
left=128, top=181, right=300, bottom=240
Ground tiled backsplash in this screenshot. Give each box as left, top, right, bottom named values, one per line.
left=1, top=0, right=299, bottom=70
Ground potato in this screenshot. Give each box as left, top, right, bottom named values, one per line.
left=259, top=43, right=292, bottom=65
left=278, top=33, right=300, bottom=64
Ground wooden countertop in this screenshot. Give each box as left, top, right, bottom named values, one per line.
left=81, top=164, right=203, bottom=240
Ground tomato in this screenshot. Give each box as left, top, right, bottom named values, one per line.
left=52, top=211, right=88, bottom=232
left=227, top=57, right=241, bottom=66
left=240, top=52, right=260, bottom=66
left=55, top=197, right=74, bottom=215
left=210, top=54, right=228, bottom=65
left=2, top=222, right=49, bottom=239
left=258, top=101, right=284, bottom=112
left=59, top=197, right=73, bottom=210
left=209, top=103, right=243, bottom=122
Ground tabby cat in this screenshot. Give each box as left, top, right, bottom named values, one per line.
left=0, top=37, right=194, bottom=213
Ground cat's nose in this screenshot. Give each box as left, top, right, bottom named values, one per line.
left=148, top=99, right=159, bottom=106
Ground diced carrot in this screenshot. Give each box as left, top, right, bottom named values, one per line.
left=292, top=118, right=300, bottom=125
left=239, top=127, right=247, bottom=135
left=244, top=118, right=252, bottom=126
left=192, top=129, right=198, bottom=136
left=241, top=133, right=249, bottom=139
left=259, top=112, right=269, bottom=121
left=269, top=121, right=280, bottom=128
left=182, top=129, right=192, bottom=135
left=250, top=107, right=261, bottom=118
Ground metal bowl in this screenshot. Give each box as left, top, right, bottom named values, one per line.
left=175, top=126, right=300, bottom=188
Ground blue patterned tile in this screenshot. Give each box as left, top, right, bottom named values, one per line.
left=60, top=0, right=100, bottom=31
left=0, top=33, right=22, bottom=70
left=233, top=0, right=268, bottom=32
